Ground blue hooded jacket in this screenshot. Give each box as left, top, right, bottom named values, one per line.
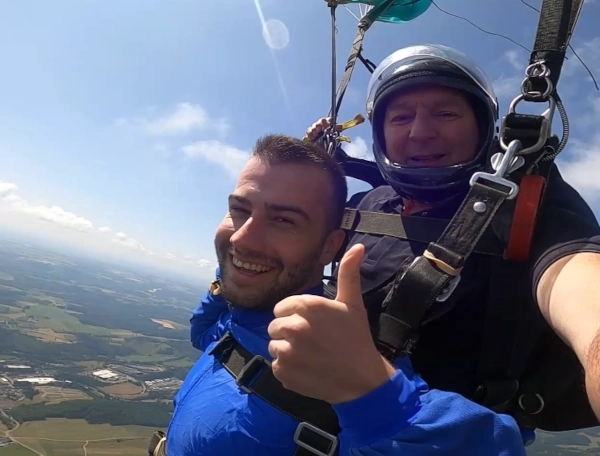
left=166, top=268, right=528, bottom=456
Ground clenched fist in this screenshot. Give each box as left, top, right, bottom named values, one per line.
left=305, top=116, right=332, bottom=142
left=267, top=244, right=396, bottom=404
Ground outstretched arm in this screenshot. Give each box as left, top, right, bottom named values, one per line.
left=537, top=251, right=600, bottom=419
left=190, top=268, right=228, bottom=351
left=333, top=356, right=526, bottom=456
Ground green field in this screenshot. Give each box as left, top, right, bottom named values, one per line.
left=8, top=418, right=156, bottom=456
left=0, top=445, right=38, bottom=456
left=19, top=303, right=115, bottom=337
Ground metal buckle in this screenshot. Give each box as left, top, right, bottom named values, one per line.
left=293, top=422, right=338, bottom=456
left=235, top=355, right=270, bottom=394
left=436, top=275, right=461, bottom=302
left=499, top=95, right=556, bottom=155
left=322, top=127, right=340, bottom=156
left=469, top=140, right=521, bottom=200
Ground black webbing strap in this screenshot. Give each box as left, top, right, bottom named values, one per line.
left=526, top=0, right=584, bottom=98
left=209, top=332, right=340, bottom=456
left=336, top=153, right=387, bottom=189
left=471, top=258, right=535, bottom=417
left=327, top=0, right=395, bottom=119
left=375, top=181, right=513, bottom=360
left=340, top=209, right=504, bottom=257
left=470, top=158, right=562, bottom=426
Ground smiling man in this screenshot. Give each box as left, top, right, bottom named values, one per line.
left=213, top=134, right=347, bottom=312
left=162, top=134, right=348, bottom=456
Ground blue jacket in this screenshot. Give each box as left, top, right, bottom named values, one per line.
left=166, top=268, right=527, bottom=456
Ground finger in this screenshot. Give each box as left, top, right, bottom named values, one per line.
left=334, top=243, right=365, bottom=310
left=268, top=314, right=310, bottom=341
left=320, top=117, right=332, bottom=128
left=268, top=338, right=292, bottom=361
left=267, top=315, right=288, bottom=340
left=273, top=295, right=301, bottom=318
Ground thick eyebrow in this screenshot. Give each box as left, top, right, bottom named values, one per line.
left=387, top=98, right=464, bottom=112
left=228, top=194, right=311, bottom=222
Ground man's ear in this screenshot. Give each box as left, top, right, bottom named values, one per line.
left=320, top=229, right=347, bottom=266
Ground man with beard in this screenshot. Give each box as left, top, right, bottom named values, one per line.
left=163, top=133, right=347, bottom=456
left=159, top=133, right=525, bottom=456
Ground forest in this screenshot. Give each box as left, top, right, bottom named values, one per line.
left=10, top=398, right=172, bottom=428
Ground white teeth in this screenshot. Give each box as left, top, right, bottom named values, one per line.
left=232, top=256, right=271, bottom=272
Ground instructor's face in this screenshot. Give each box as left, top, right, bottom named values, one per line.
left=382, top=85, right=480, bottom=167
left=214, top=157, right=341, bottom=311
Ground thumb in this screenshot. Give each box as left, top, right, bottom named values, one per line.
left=335, top=243, right=365, bottom=310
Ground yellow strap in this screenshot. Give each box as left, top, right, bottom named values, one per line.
left=302, top=113, right=365, bottom=143
left=423, top=250, right=463, bottom=277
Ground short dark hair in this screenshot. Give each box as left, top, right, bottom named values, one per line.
left=251, top=134, right=347, bottom=231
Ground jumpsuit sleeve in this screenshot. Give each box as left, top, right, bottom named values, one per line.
left=332, top=357, right=526, bottom=456
left=190, top=267, right=229, bottom=351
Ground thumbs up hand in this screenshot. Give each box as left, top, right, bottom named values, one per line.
left=267, top=244, right=396, bottom=404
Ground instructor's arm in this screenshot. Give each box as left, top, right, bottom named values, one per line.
left=537, top=251, right=600, bottom=419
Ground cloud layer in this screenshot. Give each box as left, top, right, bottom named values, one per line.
left=0, top=180, right=213, bottom=282
left=117, top=102, right=251, bottom=179
left=116, top=102, right=230, bottom=138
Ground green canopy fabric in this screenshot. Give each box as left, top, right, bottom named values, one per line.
left=339, top=0, right=433, bottom=24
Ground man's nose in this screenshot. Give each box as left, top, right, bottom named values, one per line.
left=408, top=111, right=436, bottom=142
left=229, top=215, right=266, bottom=252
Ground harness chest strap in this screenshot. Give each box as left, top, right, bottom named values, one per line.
left=340, top=208, right=505, bottom=257
left=340, top=172, right=546, bottom=263
left=208, top=331, right=341, bottom=456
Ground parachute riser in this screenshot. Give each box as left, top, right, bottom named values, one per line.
left=494, top=59, right=562, bottom=188
left=322, top=0, right=398, bottom=156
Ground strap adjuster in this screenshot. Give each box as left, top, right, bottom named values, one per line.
left=293, top=422, right=338, bottom=456
left=236, top=355, right=270, bottom=393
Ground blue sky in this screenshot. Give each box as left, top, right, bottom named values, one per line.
left=0, top=0, right=599, bottom=283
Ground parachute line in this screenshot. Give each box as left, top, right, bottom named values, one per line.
left=431, top=1, right=530, bottom=53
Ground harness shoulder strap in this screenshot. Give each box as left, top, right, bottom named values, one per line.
left=374, top=177, right=516, bottom=360
left=208, top=332, right=340, bottom=456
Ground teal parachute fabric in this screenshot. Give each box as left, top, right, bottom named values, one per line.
left=339, top=0, right=433, bottom=23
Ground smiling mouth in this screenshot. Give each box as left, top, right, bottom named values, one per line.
left=231, top=255, right=273, bottom=274
left=408, top=154, right=446, bottom=164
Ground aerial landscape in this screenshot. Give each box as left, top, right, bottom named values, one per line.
left=0, top=238, right=205, bottom=455
left=0, top=237, right=598, bottom=455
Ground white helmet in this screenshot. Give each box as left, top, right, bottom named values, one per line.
left=365, top=44, right=499, bottom=203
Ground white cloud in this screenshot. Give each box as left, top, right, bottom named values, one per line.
left=503, top=50, right=522, bottom=72
left=116, top=102, right=229, bottom=138
left=0, top=182, right=93, bottom=232
left=182, top=140, right=250, bottom=178
left=0, top=182, right=18, bottom=196
left=492, top=74, right=523, bottom=100
left=344, top=136, right=373, bottom=160
left=0, top=180, right=214, bottom=282
left=557, top=131, right=600, bottom=204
